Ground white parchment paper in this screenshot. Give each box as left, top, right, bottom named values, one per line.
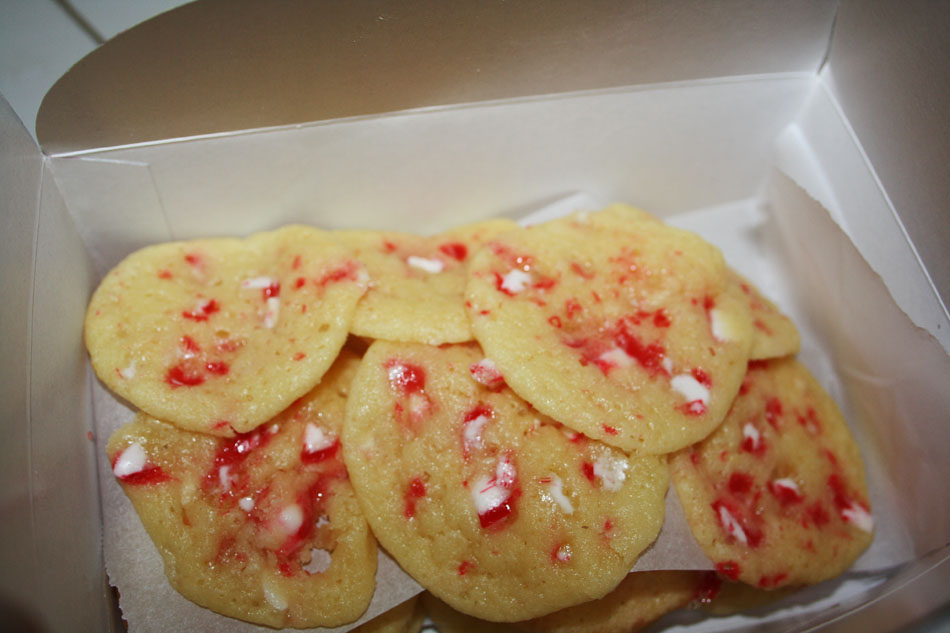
left=96, top=185, right=948, bottom=632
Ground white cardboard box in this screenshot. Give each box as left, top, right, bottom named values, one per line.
left=2, top=1, right=948, bottom=632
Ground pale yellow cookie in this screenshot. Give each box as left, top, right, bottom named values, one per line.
left=518, top=571, right=702, bottom=633
left=466, top=204, right=754, bottom=454
left=86, top=225, right=367, bottom=435
left=671, top=358, right=873, bottom=589
left=343, top=341, right=668, bottom=622
left=337, top=219, right=519, bottom=345
left=729, top=271, right=800, bottom=360
left=352, top=596, right=424, bottom=633
left=106, top=350, right=376, bottom=628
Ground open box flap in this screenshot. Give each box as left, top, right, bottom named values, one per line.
left=821, top=0, right=950, bottom=321
left=35, top=0, right=837, bottom=155
left=0, top=99, right=106, bottom=631
left=0, top=96, right=43, bottom=624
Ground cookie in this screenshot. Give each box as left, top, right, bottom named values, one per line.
left=343, top=341, right=669, bottom=622
left=518, top=571, right=702, bottom=633
left=106, top=349, right=376, bottom=628
left=352, top=596, right=424, bottom=633
left=700, top=578, right=800, bottom=616
left=671, top=358, right=873, bottom=588
left=422, top=593, right=525, bottom=633
left=465, top=204, right=754, bottom=454
left=336, top=219, right=518, bottom=345
left=86, top=225, right=368, bottom=435
left=730, top=271, right=800, bottom=360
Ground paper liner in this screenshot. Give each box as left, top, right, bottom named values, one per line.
left=95, top=187, right=945, bottom=631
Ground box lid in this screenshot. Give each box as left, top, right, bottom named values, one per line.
left=35, top=0, right=836, bottom=155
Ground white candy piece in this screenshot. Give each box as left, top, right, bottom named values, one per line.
left=113, top=442, right=147, bottom=478
left=462, top=413, right=490, bottom=454
left=717, top=505, right=748, bottom=545
left=841, top=502, right=875, bottom=533
left=661, top=356, right=674, bottom=374
left=238, top=496, right=255, bottom=512
left=262, top=577, right=288, bottom=611
left=471, top=476, right=510, bottom=515
left=407, top=256, right=444, bottom=274
left=542, top=475, right=574, bottom=515
left=242, top=276, right=276, bottom=289
left=671, top=373, right=710, bottom=405
left=592, top=453, right=628, bottom=492
left=500, top=269, right=532, bottom=294
left=770, top=478, right=800, bottom=495
left=554, top=543, right=573, bottom=562
left=279, top=504, right=304, bottom=534
left=742, top=422, right=761, bottom=450
left=263, top=296, right=280, bottom=329
left=117, top=360, right=136, bottom=379
left=597, top=346, right=634, bottom=369
left=495, top=455, right=517, bottom=487
left=218, top=465, right=233, bottom=490
left=304, top=423, right=336, bottom=453
left=470, top=358, right=503, bottom=385
left=709, top=308, right=736, bottom=342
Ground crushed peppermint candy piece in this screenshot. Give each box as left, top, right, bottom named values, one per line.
left=541, top=474, right=574, bottom=514
left=262, top=577, right=288, bottom=611
left=716, top=504, right=749, bottom=545
left=470, top=358, right=504, bottom=387
left=279, top=504, right=304, bottom=534
left=263, top=296, right=280, bottom=329
left=238, top=496, right=255, bottom=512
left=742, top=422, right=762, bottom=451
left=117, top=361, right=136, bottom=380
left=841, top=502, right=874, bottom=533
left=113, top=442, right=147, bottom=478
left=671, top=373, right=710, bottom=406
left=462, top=411, right=491, bottom=456
left=304, top=423, right=336, bottom=453
left=554, top=543, right=573, bottom=562
left=592, top=453, right=628, bottom=491
left=597, top=346, right=634, bottom=369
left=500, top=269, right=532, bottom=294
left=471, top=454, right=517, bottom=521
left=407, top=256, right=444, bottom=274
left=218, top=465, right=234, bottom=490
left=708, top=308, right=737, bottom=342
left=242, top=276, right=277, bottom=289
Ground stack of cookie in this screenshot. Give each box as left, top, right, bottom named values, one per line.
left=86, top=205, right=873, bottom=631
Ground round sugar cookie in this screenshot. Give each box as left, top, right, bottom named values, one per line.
left=352, top=596, right=424, bottom=633
left=671, top=358, right=873, bottom=589
left=518, top=571, right=703, bottom=633
left=465, top=204, right=754, bottom=454
left=729, top=271, right=800, bottom=360
left=86, top=225, right=368, bottom=435
left=106, top=349, right=377, bottom=629
left=336, top=219, right=519, bottom=345
left=343, top=341, right=669, bottom=622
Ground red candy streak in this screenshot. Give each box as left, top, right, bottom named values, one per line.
left=182, top=298, right=220, bottom=322
left=301, top=438, right=340, bottom=465
left=316, top=260, right=361, bottom=286
left=692, top=571, right=723, bottom=605
left=404, top=477, right=427, bottom=518
left=438, top=242, right=468, bottom=261
left=166, top=364, right=205, bottom=387
left=715, top=561, right=742, bottom=581
left=385, top=360, right=426, bottom=394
